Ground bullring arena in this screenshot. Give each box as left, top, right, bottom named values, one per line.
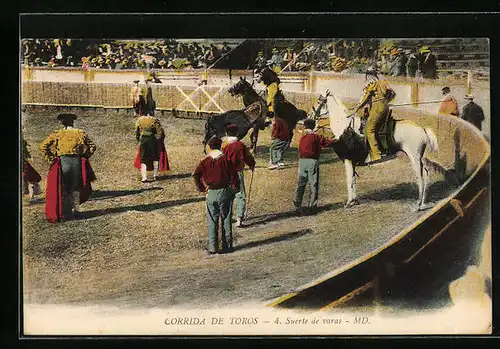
left=21, top=66, right=491, bottom=333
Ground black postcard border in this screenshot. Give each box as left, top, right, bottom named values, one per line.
left=6, top=11, right=500, bottom=348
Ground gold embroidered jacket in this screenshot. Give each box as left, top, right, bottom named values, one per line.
left=39, top=128, right=97, bottom=163
left=135, top=116, right=161, bottom=140
left=358, top=79, right=391, bottom=110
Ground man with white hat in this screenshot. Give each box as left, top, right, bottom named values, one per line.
left=462, top=94, right=485, bottom=130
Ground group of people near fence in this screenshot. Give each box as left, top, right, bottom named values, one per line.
left=438, top=86, right=485, bottom=130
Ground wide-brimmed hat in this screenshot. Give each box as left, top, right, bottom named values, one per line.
left=133, top=80, right=140, bottom=84
left=420, top=46, right=431, bottom=53
left=57, top=113, right=77, bottom=121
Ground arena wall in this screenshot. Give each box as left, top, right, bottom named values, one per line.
left=21, top=66, right=490, bottom=139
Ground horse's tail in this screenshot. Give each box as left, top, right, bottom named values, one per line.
left=424, top=127, right=439, bottom=153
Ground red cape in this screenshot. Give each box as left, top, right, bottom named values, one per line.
left=133, top=138, right=170, bottom=171
left=45, top=157, right=96, bottom=223
left=23, top=161, right=42, bottom=183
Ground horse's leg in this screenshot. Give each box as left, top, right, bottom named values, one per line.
left=250, top=127, right=259, bottom=154
left=422, top=159, right=429, bottom=208
left=202, top=139, right=207, bottom=155
left=344, top=160, right=359, bottom=208
left=407, top=150, right=425, bottom=210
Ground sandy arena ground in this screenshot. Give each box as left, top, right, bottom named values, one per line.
left=21, top=109, right=453, bottom=310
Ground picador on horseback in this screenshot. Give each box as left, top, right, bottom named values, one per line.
left=254, top=65, right=308, bottom=167
left=203, top=71, right=307, bottom=156
left=255, top=66, right=281, bottom=120
left=352, top=67, right=396, bottom=165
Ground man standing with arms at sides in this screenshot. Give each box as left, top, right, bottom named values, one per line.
left=131, top=80, right=146, bottom=116
left=144, top=77, right=156, bottom=117
left=269, top=115, right=290, bottom=170
left=193, top=137, right=237, bottom=256
left=135, top=114, right=161, bottom=182
left=438, top=86, right=460, bottom=117
left=293, top=119, right=336, bottom=215
left=40, top=113, right=96, bottom=222
left=462, top=94, right=485, bottom=131
left=406, top=49, right=419, bottom=77
left=420, top=46, right=438, bottom=79
left=222, top=124, right=256, bottom=228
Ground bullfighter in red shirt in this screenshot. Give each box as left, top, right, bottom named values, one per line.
left=294, top=119, right=336, bottom=214
left=222, top=124, right=256, bottom=227
left=193, top=137, right=238, bottom=255
left=269, top=116, right=290, bottom=169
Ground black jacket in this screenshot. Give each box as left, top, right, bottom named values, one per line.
left=462, top=101, right=485, bottom=129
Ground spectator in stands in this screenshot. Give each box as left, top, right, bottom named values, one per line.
left=390, top=48, right=407, bottom=77
left=389, top=49, right=400, bottom=76
left=335, top=40, right=346, bottom=59
left=420, top=46, right=438, bottom=79
left=438, top=86, right=460, bottom=117
left=254, top=51, right=266, bottom=70
left=270, top=48, right=284, bottom=72
left=346, top=41, right=354, bottom=61
left=462, top=95, right=485, bottom=130
left=406, top=49, right=419, bottom=77
left=220, top=42, right=231, bottom=56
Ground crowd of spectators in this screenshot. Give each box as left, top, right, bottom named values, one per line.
left=21, top=39, right=233, bottom=70
left=254, top=40, right=438, bottom=78
left=21, top=39, right=438, bottom=78
left=254, top=40, right=378, bottom=73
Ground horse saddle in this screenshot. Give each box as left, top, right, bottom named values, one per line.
left=243, top=101, right=266, bottom=123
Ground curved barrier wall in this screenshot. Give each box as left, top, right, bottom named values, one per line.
left=267, top=111, right=490, bottom=309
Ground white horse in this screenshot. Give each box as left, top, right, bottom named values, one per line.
left=325, top=94, right=439, bottom=211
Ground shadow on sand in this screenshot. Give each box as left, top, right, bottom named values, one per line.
left=82, top=196, right=205, bottom=219
left=90, top=187, right=162, bottom=201
left=245, top=202, right=343, bottom=228
left=359, top=180, right=453, bottom=204
left=235, top=228, right=313, bottom=251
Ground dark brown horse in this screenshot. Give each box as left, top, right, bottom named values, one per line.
left=203, top=77, right=267, bottom=153
left=203, top=77, right=308, bottom=153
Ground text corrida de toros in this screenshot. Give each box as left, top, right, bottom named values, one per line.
left=164, top=317, right=260, bottom=325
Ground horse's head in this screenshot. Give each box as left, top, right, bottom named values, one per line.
left=325, top=93, right=360, bottom=138
left=228, top=76, right=253, bottom=97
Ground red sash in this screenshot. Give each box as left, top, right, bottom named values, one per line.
left=133, top=138, right=170, bottom=171
left=80, top=157, right=96, bottom=204
left=45, top=159, right=63, bottom=223
left=45, top=157, right=96, bottom=223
